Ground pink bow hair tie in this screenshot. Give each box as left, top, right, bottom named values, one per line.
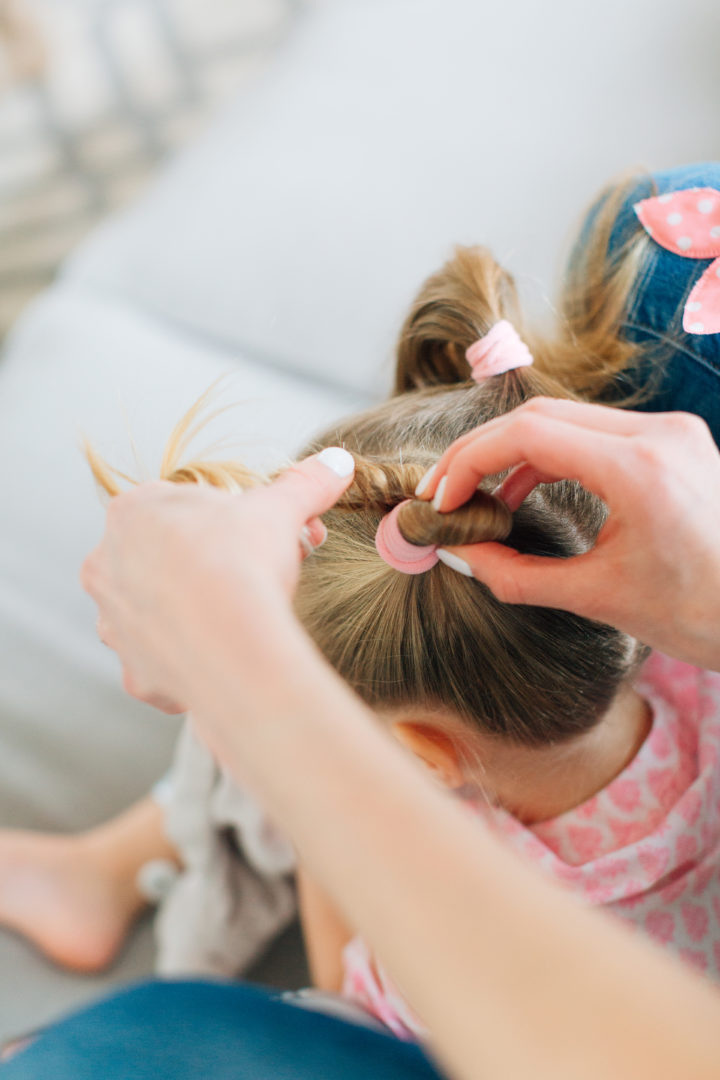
left=634, top=187, right=720, bottom=334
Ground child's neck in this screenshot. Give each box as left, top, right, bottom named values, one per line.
left=475, top=688, right=653, bottom=826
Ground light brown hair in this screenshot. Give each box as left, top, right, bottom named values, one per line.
left=394, top=176, right=658, bottom=404
left=89, top=179, right=657, bottom=750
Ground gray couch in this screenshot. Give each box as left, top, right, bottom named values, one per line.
left=1, top=0, right=718, bottom=1043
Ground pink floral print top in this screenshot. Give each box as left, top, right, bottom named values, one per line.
left=342, top=654, right=720, bottom=1039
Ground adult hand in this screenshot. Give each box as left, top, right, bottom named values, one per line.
left=417, top=398, right=720, bottom=669
left=81, top=447, right=355, bottom=711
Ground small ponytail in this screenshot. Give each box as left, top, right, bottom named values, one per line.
left=395, top=176, right=659, bottom=409
left=396, top=491, right=511, bottom=548
left=394, top=246, right=525, bottom=393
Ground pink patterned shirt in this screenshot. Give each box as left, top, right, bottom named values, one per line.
left=341, top=654, right=720, bottom=1039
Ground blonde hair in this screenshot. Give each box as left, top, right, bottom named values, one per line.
left=88, top=174, right=658, bottom=749
left=395, top=174, right=657, bottom=404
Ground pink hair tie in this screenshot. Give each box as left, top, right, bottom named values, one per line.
left=375, top=500, right=439, bottom=575
left=465, top=320, right=534, bottom=381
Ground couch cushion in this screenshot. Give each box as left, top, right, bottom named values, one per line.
left=66, top=0, right=720, bottom=396
left=0, top=282, right=363, bottom=1041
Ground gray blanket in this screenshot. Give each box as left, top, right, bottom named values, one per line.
left=155, top=722, right=297, bottom=977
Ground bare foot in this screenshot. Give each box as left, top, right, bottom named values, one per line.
left=0, top=830, right=145, bottom=972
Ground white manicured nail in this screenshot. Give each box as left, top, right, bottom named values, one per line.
left=437, top=549, right=473, bottom=577
left=415, top=464, right=437, bottom=497
left=299, top=526, right=314, bottom=556
left=432, top=475, right=447, bottom=511
left=300, top=522, right=327, bottom=556
left=318, top=447, right=355, bottom=478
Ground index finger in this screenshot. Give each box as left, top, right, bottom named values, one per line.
left=417, top=398, right=666, bottom=506
left=431, top=413, right=624, bottom=512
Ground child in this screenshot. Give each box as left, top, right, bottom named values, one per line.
left=2, top=168, right=720, bottom=1041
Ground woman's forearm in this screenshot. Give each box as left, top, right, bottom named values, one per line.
left=186, top=611, right=720, bottom=1080
left=80, top=454, right=720, bottom=1078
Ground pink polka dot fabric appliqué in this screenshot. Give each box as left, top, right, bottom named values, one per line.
left=634, top=187, right=720, bottom=334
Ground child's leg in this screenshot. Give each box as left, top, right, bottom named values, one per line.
left=0, top=796, right=181, bottom=972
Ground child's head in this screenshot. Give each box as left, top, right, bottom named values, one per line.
left=88, top=243, right=648, bottom=805
left=291, top=249, right=645, bottom=762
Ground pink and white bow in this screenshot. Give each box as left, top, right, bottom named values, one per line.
left=634, top=187, right=720, bottom=334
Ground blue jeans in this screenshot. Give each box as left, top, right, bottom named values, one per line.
left=571, top=161, right=720, bottom=444
left=0, top=981, right=445, bottom=1079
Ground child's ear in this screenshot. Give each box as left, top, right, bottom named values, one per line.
left=392, top=722, right=466, bottom=789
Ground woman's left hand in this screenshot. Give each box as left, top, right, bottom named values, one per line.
left=81, top=448, right=355, bottom=713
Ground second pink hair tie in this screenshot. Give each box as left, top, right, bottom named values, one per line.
left=375, top=500, right=439, bottom=575
left=465, top=320, right=534, bottom=381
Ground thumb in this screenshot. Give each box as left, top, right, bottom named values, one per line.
left=268, top=447, right=356, bottom=526
left=437, top=541, right=600, bottom=614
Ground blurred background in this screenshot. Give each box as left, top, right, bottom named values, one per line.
left=0, top=0, right=299, bottom=334
left=0, top=0, right=717, bottom=1044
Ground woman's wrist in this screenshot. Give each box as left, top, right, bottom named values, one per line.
left=180, top=581, right=352, bottom=778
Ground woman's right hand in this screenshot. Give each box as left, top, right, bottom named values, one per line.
left=81, top=448, right=355, bottom=713
left=417, top=398, right=720, bottom=670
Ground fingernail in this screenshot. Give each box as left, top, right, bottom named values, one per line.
left=299, top=522, right=327, bottom=556
left=318, top=447, right=355, bottom=478
left=432, top=475, right=447, bottom=512
left=491, top=480, right=510, bottom=508
left=437, top=549, right=473, bottom=577
left=415, top=464, right=437, bottom=497
left=299, top=526, right=314, bottom=557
